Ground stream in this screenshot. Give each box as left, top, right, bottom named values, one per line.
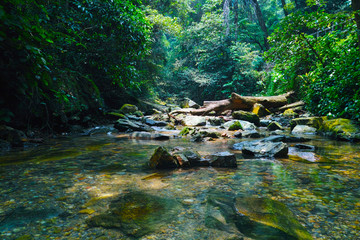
left=0, top=129, right=359, bottom=239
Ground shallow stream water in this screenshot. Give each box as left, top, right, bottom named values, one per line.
left=0, top=131, right=359, bottom=239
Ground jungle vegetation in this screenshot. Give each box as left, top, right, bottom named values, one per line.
left=0, top=0, right=359, bottom=131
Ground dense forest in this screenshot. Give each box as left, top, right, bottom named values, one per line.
left=1, top=0, right=359, bottom=133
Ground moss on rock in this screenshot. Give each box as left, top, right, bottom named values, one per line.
left=228, top=121, right=243, bottom=131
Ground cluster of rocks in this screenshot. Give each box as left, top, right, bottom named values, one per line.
left=149, top=146, right=237, bottom=169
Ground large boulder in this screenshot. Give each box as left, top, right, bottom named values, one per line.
left=119, top=104, right=138, bottom=114
left=319, top=118, right=360, bottom=141
left=206, top=152, right=237, bottom=168
left=234, top=197, right=313, bottom=240
left=232, top=110, right=260, bottom=126
left=149, top=146, right=179, bottom=169
left=183, top=116, right=206, bottom=126
left=87, top=192, right=180, bottom=237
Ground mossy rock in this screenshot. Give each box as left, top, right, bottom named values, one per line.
left=252, top=103, right=271, bottom=117
left=87, top=192, right=180, bottom=237
left=120, top=104, right=138, bottom=114
left=232, top=110, right=260, bottom=126
left=107, top=112, right=126, bottom=119
left=283, top=109, right=298, bottom=118
left=179, top=127, right=191, bottom=136
left=320, top=118, right=360, bottom=141
left=228, top=121, right=243, bottom=131
left=267, top=121, right=283, bottom=131
left=149, top=146, right=179, bottom=169
left=290, top=117, right=323, bottom=130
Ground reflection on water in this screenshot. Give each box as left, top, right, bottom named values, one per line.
left=0, top=134, right=359, bottom=239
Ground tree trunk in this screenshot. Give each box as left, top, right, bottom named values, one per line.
left=280, top=0, right=288, bottom=16
left=170, top=92, right=295, bottom=116
left=234, top=0, right=239, bottom=36
left=223, top=0, right=230, bottom=36
left=352, top=0, right=360, bottom=52
left=252, top=0, right=269, bottom=50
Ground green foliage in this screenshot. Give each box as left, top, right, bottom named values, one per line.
left=0, top=0, right=151, bottom=128
left=179, top=126, right=191, bottom=135
left=265, top=7, right=360, bottom=120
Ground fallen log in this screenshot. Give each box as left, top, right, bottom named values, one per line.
left=170, top=91, right=295, bottom=116
left=276, top=101, right=305, bottom=112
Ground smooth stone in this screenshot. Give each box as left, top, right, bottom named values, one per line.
left=183, top=116, right=206, bottom=126
left=241, top=130, right=261, bottom=138
left=144, top=118, right=168, bottom=126
left=294, top=144, right=316, bottom=151
left=292, top=125, right=317, bottom=135
left=288, top=147, right=333, bottom=163
left=260, top=135, right=310, bottom=143
left=233, top=140, right=288, bottom=158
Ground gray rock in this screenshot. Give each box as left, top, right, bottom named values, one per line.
left=206, top=152, right=237, bottom=168
left=233, top=131, right=242, bottom=138
left=183, top=116, right=206, bottom=126
left=233, top=140, right=288, bottom=158
left=260, top=119, right=272, bottom=127
left=260, top=135, right=310, bottom=143
left=0, top=125, right=27, bottom=147
left=208, top=117, right=225, bottom=126
left=114, top=119, right=152, bottom=132
left=294, top=144, right=316, bottom=151
left=129, top=132, right=170, bottom=140
left=144, top=118, right=168, bottom=126
left=241, top=130, right=261, bottom=138
left=292, top=125, right=317, bottom=135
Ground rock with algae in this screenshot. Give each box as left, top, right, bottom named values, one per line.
left=320, top=118, right=360, bottom=141
left=234, top=197, right=313, bottom=240
left=87, top=192, right=180, bottom=237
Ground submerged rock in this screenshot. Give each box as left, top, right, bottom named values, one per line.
left=232, top=110, right=260, bottom=126
left=288, top=147, right=332, bottom=163
left=87, top=192, right=180, bottom=237
left=234, top=197, right=313, bottom=240
left=149, top=146, right=178, bottom=169
left=261, top=135, right=310, bottom=143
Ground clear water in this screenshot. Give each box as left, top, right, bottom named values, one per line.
left=0, top=133, right=359, bottom=239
